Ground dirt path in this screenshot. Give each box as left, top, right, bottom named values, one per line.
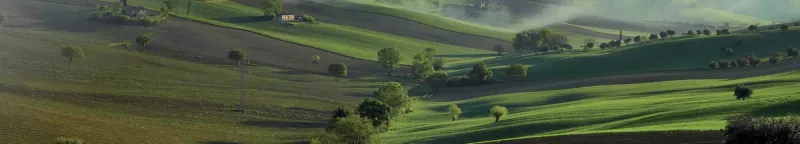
left=229, top=0, right=512, bottom=51
left=1, top=0, right=403, bottom=77
left=433, top=60, right=800, bottom=101
left=494, top=131, right=723, bottom=144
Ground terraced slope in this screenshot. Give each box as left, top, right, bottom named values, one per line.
left=230, top=0, right=512, bottom=50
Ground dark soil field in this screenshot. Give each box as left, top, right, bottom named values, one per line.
left=231, top=0, right=512, bottom=51
left=0, top=0, right=403, bottom=77
left=495, top=131, right=724, bottom=144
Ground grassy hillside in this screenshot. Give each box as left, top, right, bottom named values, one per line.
left=0, top=28, right=389, bottom=143
left=115, top=0, right=489, bottom=65
left=312, top=0, right=517, bottom=41
left=562, top=23, right=652, bottom=37
left=446, top=27, right=800, bottom=80
left=385, top=70, right=800, bottom=143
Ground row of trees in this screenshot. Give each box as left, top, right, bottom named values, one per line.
left=710, top=47, right=799, bottom=69
left=319, top=82, right=414, bottom=143
left=512, top=30, right=571, bottom=54
left=447, top=104, right=509, bottom=122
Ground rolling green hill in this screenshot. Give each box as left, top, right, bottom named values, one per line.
left=385, top=69, right=800, bottom=143
left=0, top=28, right=390, bottom=143
left=113, top=0, right=490, bottom=65
left=445, top=27, right=800, bottom=80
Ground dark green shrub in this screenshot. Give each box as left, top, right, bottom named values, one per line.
left=724, top=115, right=800, bottom=144
left=734, top=85, right=753, bottom=100
left=659, top=31, right=668, bottom=39
left=716, top=29, right=723, bottom=35
left=703, top=29, right=712, bottom=35
left=780, top=24, right=790, bottom=31
left=736, top=58, right=749, bottom=67
left=357, top=98, right=391, bottom=128
left=302, top=14, right=316, bottom=23
left=687, top=30, right=694, bottom=36
left=748, top=25, right=758, bottom=31
left=649, top=34, right=658, bottom=40
left=468, top=62, right=492, bottom=84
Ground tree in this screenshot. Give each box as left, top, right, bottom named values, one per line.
left=468, top=62, right=492, bottom=84
left=326, top=115, right=378, bottom=144
left=433, top=58, right=445, bottom=71
left=703, top=29, right=712, bottom=35
left=716, top=29, right=723, bottom=35
left=748, top=25, right=758, bottom=31
left=312, top=55, right=320, bottom=64
left=780, top=24, right=790, bottom=31
left=599, top=43, right=608, bottom=49
left=263, top=0, right=283, bottom=19
left=61, top=46, right=85, bottom=66
left=659, top=31, right=668, bottom=39
left=376, top=82, right=412, bottom=114
left=493, top=44, right=504, bottom=55
left=328, top=63, right=347, bottom=81
left=425, top=47, right=437, bottom=62
left=449, top=104, right=462, bottom=121
left=633, top=36, right=642, bottom=42
left=709, top=61, right=718, bottom=69
left=734, top=85, right=753, bottom=100
left=377, top=47, right=402, bottom=76
left=649, top=34, right=658, bottom=40
left=787, top=47, right=799, bottom=57
left=0, top=12, right=6, bottom=28
left=55, top=137, right=85, bottom=144
left=490, top=106, right=508, bottom=122
left=666, top=30, right=676, bottom=37
left=725, top=48, right=734, bottom=57
left=505, top=64, right=527, bottom=81
left=426, top=71, right=448, bottom=93
left=302, top=14, right=316, bottom=23
left=584, top=42, right=595, bottom=51
left=736, top=58, right=750, bottom=67
left=624, top=38, right=632, bottom=45
left=163, top=0, right=174, bottom=11
left=770, top=56, right=781, bottom=65
left=687, top=30, right=694, bottom=36
left=135, top=34, right=152, bottom=51
left=410, top=52, right=435, bottom=82
left=227, top=49, right=247, bottom=111
left=357, top=98, right=391, bottom=127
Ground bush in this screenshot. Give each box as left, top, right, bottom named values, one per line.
left=325, top=115, right=378, bottom=144
left=490, top=106, right=508, bottom=122
left=780, top=24, right=789, bottom=31
left=724, top=115, right=800, bottom=144
left=649, top=34, right=659, bottom=40
left=788, top=47, right=799, bottom=57
left=55, top=137, right=84, bottom=144
left=748, top=25, right=758, bottom=31
left=736, top=58, right=750, bottom=67
left=718, top=60, right=731, bottom=68
left=734, top=85, right=753, bottom=100
left=716, top=29, right=723, bottom=35
left=770, top=56, right=781, bottom=65
left=709, top=61, right=718, bottom=69
left=357, top=98, right=391, bottom=128
left=312, top=55, right=320, bottom=64
left=302, top=14, right=316, bottom=23
left=449, top=104, right=462, bottom=121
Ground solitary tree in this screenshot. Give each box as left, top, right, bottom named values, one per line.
left=426, top=71, right=448, bottom=93
left=666, top=30, right=676, bottom=37
left=624, top=38, right=632, bottom=45
left=780, top=24, right=790, bottom=31
left=687, top=30, right=695, bottom=36
left=61, top=46, right=85, bottom=66
left=748, top=25, right=758, bottom=32
left=357, top=98, right=392, bottom=127
left=703, top=29, right=712, bottom=35
left=377, top=82, right=413, bottom=114
left=505, top=64, right=527, bottom=81
left=649, top=34, right=658, bottom=40
left=490, top=106, right=508, bottom=122
left=449, top=104, right=462, bottom=121
left=659, top=31, right=668, bottom=39
left=410, top=52, right=435, bottom=82
left=584, top=42, right=595, bottom=51
left=263, top=0, right=283, bottom=19
left=326, top=115, right=378, bottom=144
left=734, top=85, right=753, bottom=100
left=378, top=47, right=402, bottom=76
left=468, top=62, right=493, bottom=84
left=312, top=55, right=320, bottom=64
left=328, top=63, right=347, bottom=81
left=227, top=49, right=247, bottom=111
left=135, top=34, right=152, bottom=51
left=493, top=44, right=504, bottom=55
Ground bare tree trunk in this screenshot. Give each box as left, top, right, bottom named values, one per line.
left=68, top=57, right=73, bottom=66
left=238, top=61, right=245, bottom=112
left=452, top=117, right=456, bottom=121
left=495, top=117, right=499, bottom=122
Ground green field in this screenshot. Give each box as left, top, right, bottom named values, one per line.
left=0, top=28, right=396, bottom=143
left=312, top=0, right=517, bottom=41
left=445, top=27, right=800, bottom=80
left=114, top=0, right=490, bottom=65
left=385, top=70, right=800, bottom=143
left=562, top=23, right=652, bottom=37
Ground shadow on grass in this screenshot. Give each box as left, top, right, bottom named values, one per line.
left=750, top=99, right=800, bottom=117
left=436, top=54, right=498, bottom=58
left=241, top=120, right=326, bottom=128
left=431, top=93, right=588, bottom=119
left=213, top=16, right=269, bottom=23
